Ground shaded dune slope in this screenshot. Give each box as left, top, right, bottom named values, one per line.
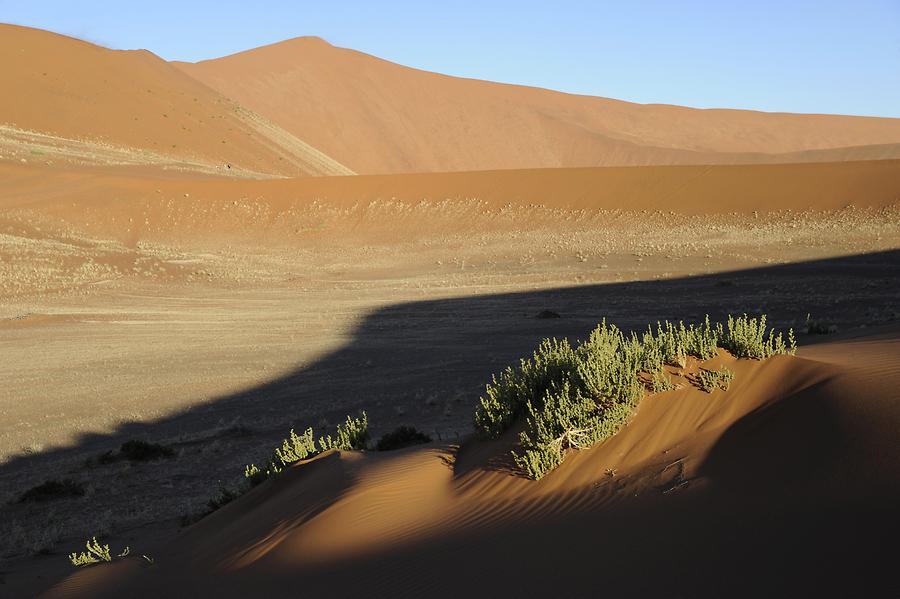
left=43, top=343, right=900, bottom=598
left=0, top=25, right=352, bottom=177
left=177, top=36, right=900, bottom=174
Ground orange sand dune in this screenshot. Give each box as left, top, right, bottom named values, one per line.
left=177, top=36, right=900, bottom=174
left=0, top=25, right=352, bottom=177
left=40, top=334, right=900, bottom=598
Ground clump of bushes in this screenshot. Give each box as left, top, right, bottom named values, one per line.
left=474, top=314, right=795, bottom=480
left=17, top=479, right=85, bottom=503
left=376, top=426, right=432, bottom=451
left=694, top=366, right=734, bottom=393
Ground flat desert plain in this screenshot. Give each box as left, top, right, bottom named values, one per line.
left=0, top=23, right=899, bottom=599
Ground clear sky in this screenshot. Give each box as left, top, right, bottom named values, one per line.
left=3, top=0, right=899, bottom=117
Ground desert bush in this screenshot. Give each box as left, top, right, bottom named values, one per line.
left=318, top=412, right=369, bottom=451
left=804, top=314, right=837, bottom=335
left=119, top=440, right=175, bottom=462
left=376, top=426, right=432, bottom=451
left=693, top=366, right=734, bottom=393
left=474, top=314, right=795, bottom=479
left=17, top=479, right=85, bottom=503
left=649, top=370, right=676, bottom=393
left=475, top=337, right=581, bottom=438
left=274, top=427, right=317, bottom=465
left=514, top=381, right=640, bottom=479
left=206, top=487, right=239, bottom=512
left=719, top=314, right=796, bottom=359
left=68, top=537, right=129, bottom=567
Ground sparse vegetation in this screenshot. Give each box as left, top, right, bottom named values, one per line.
left=17, top=479, right=85, bottom=503
left=187, top=412, right=372, bottom=525
left=474, top=314, right=795, bottom=479
left=693, top=366, right=734, bottom=393
left=804, top=314, right=837, bottom=335
left=376, top=426, right=432, bottom=451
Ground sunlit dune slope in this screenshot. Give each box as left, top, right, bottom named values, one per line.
left=41, top=337, right=900, bottom=598
left=0, top=25, right=353, bottom=177
left=177, top=36, right=900, bottom=174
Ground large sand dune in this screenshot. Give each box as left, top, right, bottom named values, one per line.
left=177, top=36, right=900, bottom=174
left=0, top=25, right=353, bottom=177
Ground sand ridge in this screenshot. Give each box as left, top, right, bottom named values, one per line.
left=177, top=36, right=900, bottom=174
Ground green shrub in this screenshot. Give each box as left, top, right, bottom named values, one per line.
left=514, top=381, right=640, bottom=479
left=319, top=412, right=369, bottom=451
left=68, top=537, right=111, bottom=566
left=119, top=440, right=174, bottom=462
left=376, top=426, right=432, bottom=451
left=649, top=370, right=676, bottom=393
left=475, top=338, right=580, bottom=438
left=693, top=366, right=734, bottom=393
left=719, top=314, right=796, bottom=359
left=474, top=314, right=795, bottom=479
left=17, top=479, right=85, bottom=503
left=274, top=427, right=317, bottom=465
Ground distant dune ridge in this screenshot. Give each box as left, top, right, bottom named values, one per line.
left=176, top=36, right=900, bottom=174
left=3, top=24, right=900, bottom=178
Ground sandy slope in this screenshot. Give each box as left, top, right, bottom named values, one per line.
left=0, top=25, right=352, bottom=177
left=1, top=158, right=898, bottom=248
left=176, top=36, right=900, bottom=174
left=37, top=335, right=900, bottom=598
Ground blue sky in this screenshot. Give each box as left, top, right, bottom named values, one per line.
left=2, top=0, right=899, bottom=117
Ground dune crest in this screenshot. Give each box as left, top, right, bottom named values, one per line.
left=177, top=36, right=900, bottom=174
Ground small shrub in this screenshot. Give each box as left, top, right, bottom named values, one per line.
left=376, top=426, right=432, bottom=451
left=804, top=314, right=837, bottom=335
left=119, top=440, right=174, bottom=462
left=243, top=463, right=266, bottom=487
left=68, top=537, right=128, bottom=567
left=18, top=479, right=85, bottom=503
left=274, top=427, right=316, bottom=465
left=649, top=370, right=676, bottom=393
left=719, top=314, right=795, bottom=359
left=694, top=366, right=734, bottom=393
left=319, top=412, right=369, bottom=451
left=206, top=487, right=239, bottom=512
